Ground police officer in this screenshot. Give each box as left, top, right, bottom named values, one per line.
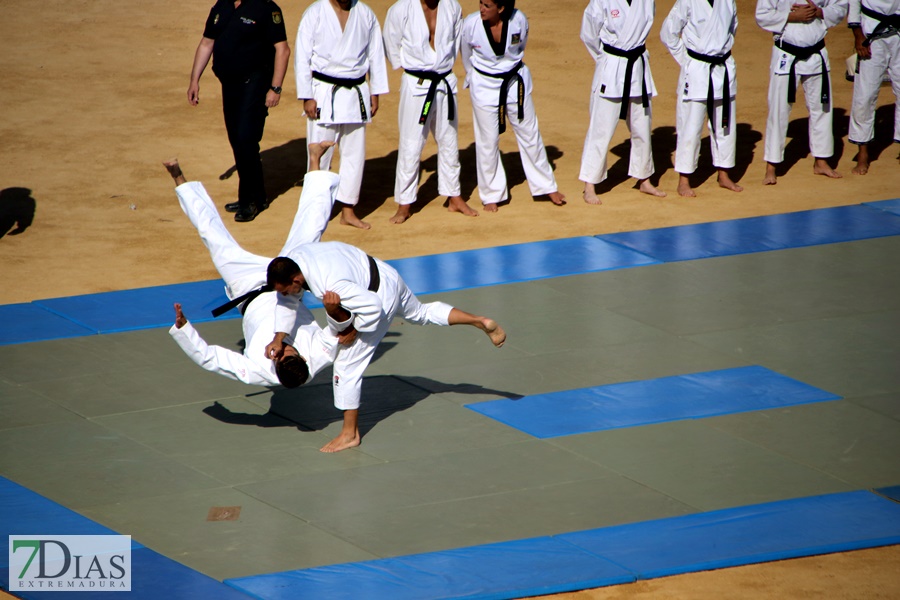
left=188, top=0, right=290, bottom=222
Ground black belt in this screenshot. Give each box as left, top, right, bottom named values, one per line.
left=474, top=61, right=524, bottom=134
left=860, top=4, right=900, bottom=46
left=211, top=283, right=272, bottom=318
left=686, top=48, right=732, bottom=132
left=312, top=71, right=368, bottom=120
left=776, top=38, right=829, bottom=106
left=404, top=69, right=455, bottom=124
left=366, top=255, right=380, bottom=292
left=602, top=43, right=649, bottom=120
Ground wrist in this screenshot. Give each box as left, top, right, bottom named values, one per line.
left=270, top=85, right=282, bottom=94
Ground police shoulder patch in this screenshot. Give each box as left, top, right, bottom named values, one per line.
left=272, top=11, right=282, bottom=24
left=511, top=33, right=521, bottom=44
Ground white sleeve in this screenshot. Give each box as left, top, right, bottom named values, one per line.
left=460, top=18, right=474, bottom=85
left=822, top=0, right=849, bottom=28
left=295, top=8, right=316, bottom=99
left=581, top=1, right=604, bottom=62
left=275, top=292, right=303, bottom=335
left=660, top=0, right=689, bottom=67
left=327, top=280, right=384, bottom=333
left=368, top=14, right=391, bottom=95
left=847, top=0, right=861, bottom=25
left=755, top=0, right=788, bottom=34
left=169, top=322, right=271, bottom=386
left=382, top=2, right=405, bottom=70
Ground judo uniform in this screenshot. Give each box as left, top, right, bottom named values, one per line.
left=460, top=9, right=559, bottom=204
left=757, top=0, right=848, bottom=164
left=294, top=0, right=389, bottom=205
left=848, top=0, right=900, bottom=145
left=579, top=0, right=659, bottom=185
left=661, top=0, right=739, bottom=174
left=275, top=241, right=453, bottom=411
left=383, top=0, right=463, bottom=205
left=169, top=171, right=342, bottom=386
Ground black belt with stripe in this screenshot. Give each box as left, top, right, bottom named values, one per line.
left=602, top=42, right=649, bottom=120
left=211, top=283, right=272, bottom=318
left=860, top=4, right=900, bottom=46
left=686, top=48, right=732, bottom=132
left=474, top=61, right=524, bottom=134
left=404, top=68, right=455, bottom=124
left=775, top=38, right=829, bottom=106
left=312, top=71, right=368, bottom=120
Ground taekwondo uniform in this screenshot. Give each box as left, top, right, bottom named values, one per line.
left=460, top=9, right=560, bottom=205
left=383, top=0, right=463, bottom=206
left=757, top=0, right=848, bottom=165
left=661, top=0, right=739, bottom=175
left=579, top=0, right=659, bottom=186
left=848, top=0, right=900, bottom=146
left=274, top=241, right=453, bottom=411
left=294, top=0, right=389, bottom=205
left=169, top=171, right=342, bottom=386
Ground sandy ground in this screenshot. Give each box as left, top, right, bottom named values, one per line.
left=1, top=0, right=898, bottom=597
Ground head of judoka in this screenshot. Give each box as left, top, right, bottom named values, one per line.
left=480, top=0, right=515, bottom=22
left=274, top=344, right=310, bottom=389
left=267, top=256, right=306, bottom=297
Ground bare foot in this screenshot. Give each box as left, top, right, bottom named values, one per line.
left=547, top=191, right=567, bottom=206
left=340, top=205, right=372, bottom=230
left=390, top=204, right=411, bottom=224
left=677, top=175, right=696, bottom=197
left=638, top=179, right=666, bottom=197
left=763, top=163, right=778, bottom=185
left=717, top=170, right=743, bottom=192
left=484, top=203, right=499, bottom=213
left=814, top=158, right=842, bottom=179
left=479, top=318, right=506, bottom=347
left=448, top=196, right=479, bottom=217
left=583, top=182, right=602, bottom=205
left=308, top=140, right=336, bottom=172
left=320, top=431, right=361, bottom=453
left=163, top=158, right=186, bottom=185
left=852, top=145, right=870, bottom=175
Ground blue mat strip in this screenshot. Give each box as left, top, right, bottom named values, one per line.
left=864, top=199, right=900, bottom=217
left=225, top=491, right=900, bottom=600
left=876, top=485, right=900, bottom=503
left=465, top=366, right=841, bottom=439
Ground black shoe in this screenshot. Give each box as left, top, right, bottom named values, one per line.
left=234, top=205, right=259, bottom=222
left=225, top=202, right=240, bottom=213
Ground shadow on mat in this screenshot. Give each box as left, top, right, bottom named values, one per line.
left=203, top=374, right=521, bottom=439
left=218, top=138, right=309, bottom=214
left=0, top=187, right=36, bottom=239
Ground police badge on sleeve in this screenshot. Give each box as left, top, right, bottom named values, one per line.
left=272, top=11, right=282, bottom=24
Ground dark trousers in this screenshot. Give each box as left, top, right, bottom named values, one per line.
left=220, top=72, right=269, bottom=210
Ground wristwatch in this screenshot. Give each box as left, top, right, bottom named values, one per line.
left=270, top=85, right=282, bottom=94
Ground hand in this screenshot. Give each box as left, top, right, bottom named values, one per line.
left=187, top=82, right=200, bottom=106
left=322, top=290, right=342, bottom=313
left=369, top=94, right=379, bottom=118
left=337, top=325, right=358, bottom=346
left=788, top=2, right=816, bottom=22
left=265, top=89, right=281, bottom=108
left=853, top=27, right=871, bottom=59
left=174, top=303, right=187, bottom=328
left=265, top=338, right=285, bottom=360
left=304, top=98, right=318, bottom=119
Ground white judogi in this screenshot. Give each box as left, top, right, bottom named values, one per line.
left=757, top=0, right=848, bottom=164
left=275, top=242, right=453, bottom=411
left=295, top=0, right=389, bottom=205
left=384, top=0, right=463, bottom=205
left=661, top=0, right=739, bottom=173
left=848, top=0, right=900, bottom=144
left=579, top=0, right=658, bottom=185
left=460, top=9, right=559, bottom=205
left=169, top=172, right=342, bottom=386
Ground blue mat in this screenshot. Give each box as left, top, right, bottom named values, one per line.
left=0, top=303, right=95, bottom=346
left=560, top=490, right=900, bottom=579
left=598, top=204, right=900, bottom=262
left=876, top=485, right=900, bottom=503
left=466, top=366, right=840, bottom=438
left=391, top=236, right=659, bottom=295
left=864, top=199, right=900, bottom=217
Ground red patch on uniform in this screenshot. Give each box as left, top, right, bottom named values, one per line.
left=611, top=9, right=620, bottom=17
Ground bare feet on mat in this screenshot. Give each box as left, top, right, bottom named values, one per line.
left=340, top=205, right=371, bottom=230
left=484, top=202, right=499, bottom=213
left=763, top=163, right=778, bottom=185
left=717, top=170, right=743, bottom=192
left=547, top=191, right=567, bottom=206
left=814, top=158, right=842, bottom=179
left=638, top=179, right=666, bottom=197
left=448, top=196, right=479, bottom=217
left=583, top=182, right=602, bottom=205
left=320, top=431, right=361, bottom=453
left=677, top=174, right=696, bottom=197
left=852, top=145, right=870, bottom=175
left=390, top=204, right=411, bottom=224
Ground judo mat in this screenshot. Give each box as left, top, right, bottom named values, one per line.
left=2, top=202, right=899, bottom=599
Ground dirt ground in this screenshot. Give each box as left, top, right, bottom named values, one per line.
left=1, top=0, right=898, bottom=597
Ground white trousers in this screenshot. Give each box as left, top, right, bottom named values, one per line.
left=175, top=172, right=339, bottom=300
left=471, top=95, right=558, bottom=205
left=307, top=120, right=366, bottom=205
left=395, top=75, right=461, bottom=205
left=675, top=96, right=738, bottom=173
left=579, top=95, right=654, bottom=184
left=765, top=71, right=834, bottom=163
left=849, top=35, right=900, bottom=144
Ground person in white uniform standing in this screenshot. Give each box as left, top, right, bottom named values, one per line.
left=460, top=0, right=566, bottom=212
left=164, top=143, right=345, bottom=390
left=294, top=0, right=389, bottom=229
left=757, top=0, right=847, bottom=185
left=383, top=0, right=479, bottom=224
left=848, top=0, right=900, bottom=174
left=265, top=242, right=507, bottom=453
left=661, top=0, right=743, bottom=197
left=579, top=0, right=666, bottom=204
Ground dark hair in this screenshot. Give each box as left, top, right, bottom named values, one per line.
left=275, top=353, right=310, bottom=388
left=267, top=256, right=302, bottom=287
left=497, top=0, right=516, bottom=20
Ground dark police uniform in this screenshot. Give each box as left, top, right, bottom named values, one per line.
left=203, top=0, right=287, bottom=217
